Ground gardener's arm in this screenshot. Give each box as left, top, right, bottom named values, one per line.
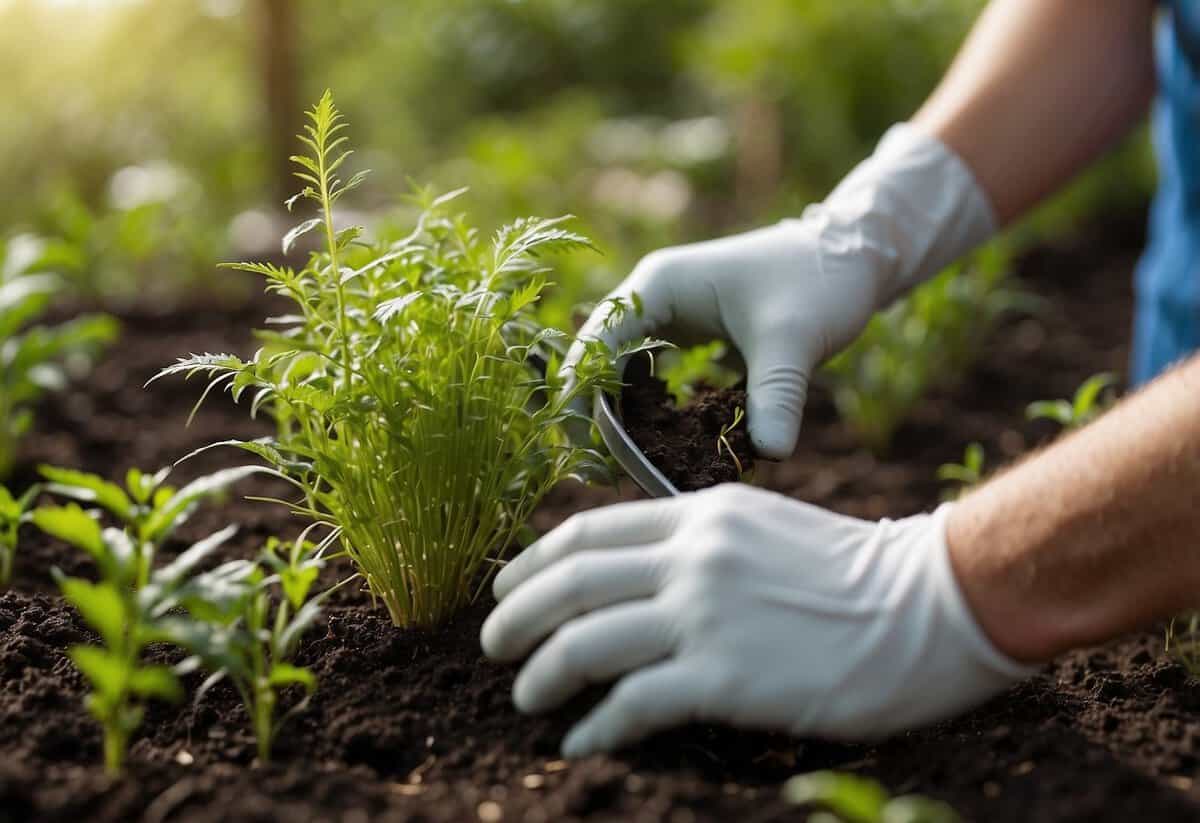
left=916, top=0, right=1156, bottom=224
left=951, top=355, right=1200, bottom=662
left=482, top=356, right=1200, bottom=757
left=562, top=0, right=1156, bottom=460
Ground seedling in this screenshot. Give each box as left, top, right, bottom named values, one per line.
left=936, top=442, right=986, bottom=501
left=0, top=247, right=118, bottom=478
left=31, top=463, right=263, bottom=774
left=168, top=527, right=343, bottom=763
left=716, top=406, right=746, bottom=475
left=783, top=770, right=960, bottom=823
left=33, top=500, right=240, bottom=776
left=824, top=245, right=1031, bottom=453
left=38, top=464, right=267, bottom=587
left=1026, top=373, right=1117, bottom=430
left=153, top=92, right=626, bottom=628
left=0, top=482, right=37, bottom=587
left=1165, top=611, right=1200, bottom=678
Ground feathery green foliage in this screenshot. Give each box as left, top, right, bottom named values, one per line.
left=153, top=92, right=623, bottom=628
left=33, top=463, right=262, bottom=774
left=783, top=770, right=960, bottom=823
left=0, top=244, right=118, bottom=478
left=1026, top=373, right=1117, bottom=430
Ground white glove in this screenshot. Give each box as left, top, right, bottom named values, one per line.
left=565, top=123, right=996, bottom=459
left=481, top=485, right=1036, bottom=758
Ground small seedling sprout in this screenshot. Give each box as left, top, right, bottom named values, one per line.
left=783, top=770, right=960, bottom=823
left=716, top=406, right=746, bottom=475
left=0, top=482, right=37, bottom=587
left=935, top=442, right=986, bottom=501
left=168, top=525, right=345, bottom=763
left=1026, top=372, right=1117, bottom=430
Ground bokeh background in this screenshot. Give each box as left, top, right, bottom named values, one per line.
left=2, top=0, right=1156, bottom=315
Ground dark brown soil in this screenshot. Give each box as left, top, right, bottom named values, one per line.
left=5, top=213, right=1200, bottom=822
left=620, top=352, right=754, bottom=492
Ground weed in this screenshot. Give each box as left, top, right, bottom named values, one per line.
left=0, top=249, right=118, bottom=478
left=153, top=92, right=626, bottom=628
left=1026, top=372, right=1117, bottom=430
left=783, top=770, right=960, bottom=823
left=0, top=482, right=37, bottom=587
left=936, top=442, right=986, bottom=501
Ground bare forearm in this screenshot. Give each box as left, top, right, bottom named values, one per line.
left=914, top=0, right=1156, bottom=224
left=949, top=357, right=1200, bottom=663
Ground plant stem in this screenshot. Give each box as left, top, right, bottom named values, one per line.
left=103, top=726, right=125, bottom=776
left=316, top=141, right=352, bottom=387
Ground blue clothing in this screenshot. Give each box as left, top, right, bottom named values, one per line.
left=1133, top=2, right=1200, bottom=383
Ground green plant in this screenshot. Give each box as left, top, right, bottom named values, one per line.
left=169, top=527, right=343, bottom=762
left=38, top=464, right=266, bottom=588
left=153, top=92, right=624, bottom=628
left=0, top=245, right=118, bottom=478
left=823, top=245, right=1030, bottom=453
left=717, top=405, right=746, bottom=475
left=1026, top=372, right=1117, bottom=430
left=1166, top=612, right=1200, bottom=677
left=33, top=503, right=240, bottom=775
left=783, top=771, right=961, bottom=823
left=936, top=442, right=986, bottom=501
left=0, top=482, right=38, bottom=587
left=31, top=463, right=263, bottom=774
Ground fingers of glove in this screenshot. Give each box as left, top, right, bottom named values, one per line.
left=744, top=334, right=817, bottom=460
left=482, top=547, right=665, bottom=662
left=561, top=660, right=714, bottom=758
left=512, top=600, right=673, bottom=713
left=493, top=498, right=684, bottom=601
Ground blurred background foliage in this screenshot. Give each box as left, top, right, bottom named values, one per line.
left=2, top=0, right=1155, bottom=299
left=1, top=0, right=1157, bottom=448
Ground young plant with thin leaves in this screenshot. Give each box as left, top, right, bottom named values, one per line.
left=168, top=526, right=343, bottom=762
left=0, top=482, right=38, bottom=587
left=936, top=442, right=986, bottom=502
left=153, top=91, right=625, bottom=628
left=717, top=406, right=746, bottom=476
left=1026, top=372, right=1117, bottom=430
left=33, top=502, right=241, bottom=775
left=0, top=243, right=118, bottom=478
left=783, top=770, right=960, bottom=823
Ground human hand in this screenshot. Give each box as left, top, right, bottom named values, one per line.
left=481, top=485, right=1034, bottom=758
left=562, top=123, right=995, bottom=459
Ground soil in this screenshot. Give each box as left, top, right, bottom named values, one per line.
left=620, top=353, right=754, bottom=492
left=5, top=213, right=1200, bottom=822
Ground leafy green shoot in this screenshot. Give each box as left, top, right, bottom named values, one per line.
left=34, top=504, right=240, bottom=776
left=0, top=245, right=118, bottom=479
left=1026, top=372, right=1117, bottom=430
left=152, top=92, right=624, bottom=628
left=169, top=525, right=344, bottom=762
left=0, top=482, right=38, bottom=587
left=936, top=442, right=986, bottom=502
left=1165, top=611, right=1200, bottom=678
left=783, top=770, right=960, bottom=823
left=716, top=406, right=746, bottom=476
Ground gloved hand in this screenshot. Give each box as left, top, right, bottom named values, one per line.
left=563, top=123, right=996, bottom=459
left=481, top=485, right=1036, bottom=758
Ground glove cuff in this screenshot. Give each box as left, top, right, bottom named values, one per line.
left=807, top=122, right=998, bottom=306
left=929, top=503, right=1041, bottom=682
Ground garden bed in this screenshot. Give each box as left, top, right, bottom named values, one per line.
left=5, top=216, right=1200, bottom=822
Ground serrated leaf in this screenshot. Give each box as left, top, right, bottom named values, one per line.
left=39, top=465, right=134, bottom=522
left=282, top=218, right=323, bottom=255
